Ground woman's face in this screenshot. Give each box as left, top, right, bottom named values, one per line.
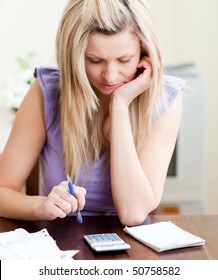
left=85, top=28, right=141, bottom=96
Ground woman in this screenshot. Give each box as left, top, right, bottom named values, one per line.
left=0, top=0, right=184, bottom=226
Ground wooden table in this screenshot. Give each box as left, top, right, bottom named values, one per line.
left=0, top=215, right=217, bottom=260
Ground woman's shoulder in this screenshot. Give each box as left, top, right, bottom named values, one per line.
left=34, top=66, right=59, bottom=80
left=34, top=66, right=60, bottom=104
left=163, top=75, right=186, bottom=106
left=34, top=66, right=60, bottom=130
left=153, top=75, right=186, bottom=122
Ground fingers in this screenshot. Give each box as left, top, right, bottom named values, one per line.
left=43, top=197, right=70, bottom=220
left=74, top=185, right=87, bottom=210
left=43, top=181, right=86, bottom=220
left=137, top=57, right=152, bottom=80
left=137, top=56, right=152, bottom=67
left=112, top=56, right=153, bottom=106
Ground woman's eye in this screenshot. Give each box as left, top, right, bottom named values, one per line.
left=119, top=59, right=131, bottom=64
left=89, top=59, right=102, bottom=64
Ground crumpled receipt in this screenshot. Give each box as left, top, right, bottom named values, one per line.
left=0, top=228, right=79, bottom=260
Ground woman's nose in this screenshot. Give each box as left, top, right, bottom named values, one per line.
left=102, top=64, right=118, bottom=83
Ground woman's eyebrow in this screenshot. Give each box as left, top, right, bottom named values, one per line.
left=119, top=54, right=134, bottom=58
left=85, top=53, right=102, bottom=58
left=85, top=53, right=135, bottom=59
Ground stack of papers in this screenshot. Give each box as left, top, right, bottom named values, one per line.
left=124, top=221, right=205, bottom=252
left=0, top=228, right=78, bottom=259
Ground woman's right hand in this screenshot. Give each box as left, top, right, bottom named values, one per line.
left=40, top=181, right=86, bottom=220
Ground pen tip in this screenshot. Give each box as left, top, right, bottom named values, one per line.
left=76, top=211, right=83, bottom=224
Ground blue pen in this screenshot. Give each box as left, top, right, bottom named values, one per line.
left=67, top=174, right=83, bottom=224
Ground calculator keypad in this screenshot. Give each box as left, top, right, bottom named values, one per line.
left=86, top=233, right=123, bottom=245
left=84, top=233, right=131, bottom=252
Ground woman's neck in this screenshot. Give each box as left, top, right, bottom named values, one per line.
left=96, top=91, right=111, bottom=116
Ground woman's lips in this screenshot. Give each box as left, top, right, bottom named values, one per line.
left=100, top=83, right=122, bottom=90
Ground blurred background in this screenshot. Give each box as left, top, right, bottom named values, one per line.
left=0, top=0, right=217, bottom=214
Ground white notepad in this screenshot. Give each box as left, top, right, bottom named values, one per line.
left=124, top=221, right=205, bottom=252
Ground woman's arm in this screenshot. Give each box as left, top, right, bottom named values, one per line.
left=110, top=60, right=182, bottom=226
left=0, top=80, right=47, bottom=219
left=0, top=80, right=86, bottom=220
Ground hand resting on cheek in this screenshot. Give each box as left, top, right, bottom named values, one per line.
left=111, top=56, right=153, bottom=108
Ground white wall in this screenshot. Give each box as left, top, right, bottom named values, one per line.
left=1, top=0, right=218, bottom=213
left=147, top=0, right=218, bottom=214
left=0, top=0, right=66, bottom=80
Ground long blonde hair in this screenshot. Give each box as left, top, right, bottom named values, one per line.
left=56, top=0, right=164, bottom=181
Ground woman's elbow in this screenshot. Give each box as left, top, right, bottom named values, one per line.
left=118, top=201, right=160, bottom=227
left=118, top=210, right=149, bottom=227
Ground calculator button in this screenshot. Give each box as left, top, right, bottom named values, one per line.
left=84, top=233, right=131, bottom=252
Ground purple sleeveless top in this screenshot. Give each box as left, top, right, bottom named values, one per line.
left=34, top=67, right=185, bottom=216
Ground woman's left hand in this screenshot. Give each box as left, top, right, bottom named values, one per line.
left=112, top=56, right=152, bottom=108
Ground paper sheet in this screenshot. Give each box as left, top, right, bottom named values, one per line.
left=0, top=228, right=79, bottom=260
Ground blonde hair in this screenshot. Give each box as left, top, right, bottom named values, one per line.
left=56, top=0, right=164, bottom=181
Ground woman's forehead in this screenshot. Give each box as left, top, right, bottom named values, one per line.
left=86, top=29, right=140, bottom=57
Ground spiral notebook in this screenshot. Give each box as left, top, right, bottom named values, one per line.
left=124, top=221, right=205, bottom=252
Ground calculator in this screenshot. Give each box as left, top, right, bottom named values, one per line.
left=84, top=233, right=131, bottom=252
